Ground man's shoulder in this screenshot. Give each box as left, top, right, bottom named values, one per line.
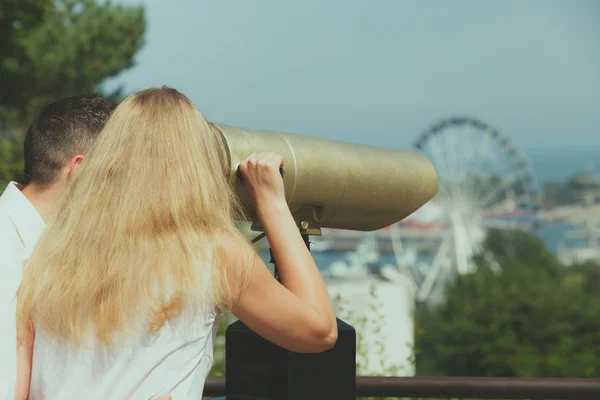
left=0, top=182, right=17, bottom=205
left=0, top=209, right=27, bottom=263
left=0, top=208, right=16, bottom=238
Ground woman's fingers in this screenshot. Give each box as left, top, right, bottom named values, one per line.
left=239, top=153, right=284, bottom=179
left=238, top=153, right=286, bottom=208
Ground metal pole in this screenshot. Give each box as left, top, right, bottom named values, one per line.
left=206, top=376, right=600, bottom=399
left=354, top=376, right=600, bottom=400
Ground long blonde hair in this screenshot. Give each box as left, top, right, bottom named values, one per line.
left=17, top=87, right=248, bottom=345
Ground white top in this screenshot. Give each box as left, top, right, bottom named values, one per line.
left=29, top=245, right=219, bottom=399
left=30, top=310, right=219, bottom=400
left=0, top=182, right=45, bottom=400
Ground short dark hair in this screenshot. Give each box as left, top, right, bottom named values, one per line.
left=23, top=93, right=116, bottom=186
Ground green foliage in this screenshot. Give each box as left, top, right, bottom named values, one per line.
left=209, top=312, right=232, bottom=377
left=0, top=0, right=52, bottom=40
left=416, top=228, right=600, bottom=378
left=1, top=0, right=145, bottom=127
left=0, top=0, right=53, bottom=102
left=474, top=228, right=563, bottom=278
left=570, top=261, right=600, bottom=297
left=0, top=137, right=25, bottom=188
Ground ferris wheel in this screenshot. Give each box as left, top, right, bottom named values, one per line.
left=390, top=116, right=541, bottom=304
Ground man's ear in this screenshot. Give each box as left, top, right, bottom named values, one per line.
left=68, top=155, right=85, bottom=178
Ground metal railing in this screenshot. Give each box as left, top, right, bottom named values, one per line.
left=203, top=375, right=600, bottom=399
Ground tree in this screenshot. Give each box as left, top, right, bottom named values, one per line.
left=0, top=0, right=53, bottom=100
left=415, top=229, right=600, bottom=378
left=0, top=137, right=24, bottom=188
left=569, top=260, right=600, bottom=298
left=0, top=0, right=144, bottom=188
left=1, top=0, right=145, bottom=128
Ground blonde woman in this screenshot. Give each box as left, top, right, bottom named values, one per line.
left=15, top=87, right=338, bottom=399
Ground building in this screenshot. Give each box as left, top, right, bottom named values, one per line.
left=569, top=174, right=600, bottom=205
left=326, top=275, right=416, bottom=377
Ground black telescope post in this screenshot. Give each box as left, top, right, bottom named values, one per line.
left=270, top=247, right=280, bottom=283
left=225, top=229, right=356, bottom=400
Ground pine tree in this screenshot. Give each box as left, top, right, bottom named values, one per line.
left=1, top=0, right=145, bottom=128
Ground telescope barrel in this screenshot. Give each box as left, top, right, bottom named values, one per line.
left=213, top=123, right=439, bottom=232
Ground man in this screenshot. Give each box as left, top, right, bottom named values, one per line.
left=2, top=94, right=175, bottom=399
left=0, top=94, right=117, bottom=397
left=2, top=95, right=174, bottom=400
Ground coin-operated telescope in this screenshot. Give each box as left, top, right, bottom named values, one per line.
left=215, top=122, right=439, bottom=400
left=213, top=123, right=439, bottom=235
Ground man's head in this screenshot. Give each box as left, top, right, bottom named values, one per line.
left=23, top=93, right=116, bottom=189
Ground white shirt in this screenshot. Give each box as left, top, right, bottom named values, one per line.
left=30, top=310, right=219, bottom=400
left=28, top=229, right=219, bottom=399
left=0, top=181, right=219, bottom=398
left=0, top=182, right=45, bottom=400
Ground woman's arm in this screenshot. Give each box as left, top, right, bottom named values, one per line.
left=228, top=153, right=338, bottom=354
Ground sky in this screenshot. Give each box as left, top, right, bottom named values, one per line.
left=106, top=0, right=600, bottom=182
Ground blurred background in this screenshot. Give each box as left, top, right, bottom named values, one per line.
left=1, top=0, right=599, bottom=393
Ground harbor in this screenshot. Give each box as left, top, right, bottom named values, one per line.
left=254, top=207, right=600, bottom=265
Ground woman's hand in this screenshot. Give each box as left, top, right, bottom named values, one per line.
left=237, top=152, right=285, bottom=211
